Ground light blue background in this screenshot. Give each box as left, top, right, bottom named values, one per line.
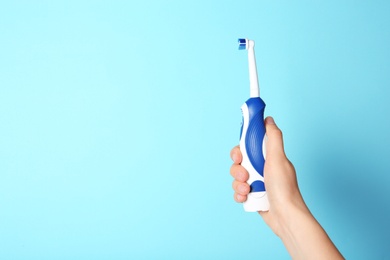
left=1, top=1, right=390, bottom=259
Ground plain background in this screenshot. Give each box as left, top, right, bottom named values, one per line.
left=1, top=0, right=390, bottom=259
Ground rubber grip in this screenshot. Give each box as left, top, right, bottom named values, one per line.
left=245, top=97, right=266, bottom=180
left=240, top=97, right=269, bottom=211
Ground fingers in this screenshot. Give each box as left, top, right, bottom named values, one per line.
left=230, top=161, right=249, bottom=203
left=232, top=180, right=250, bottom=203
left=230, top=164, right=249, bottom=182
left=230, top=145, right=242, bottom=165
left=232, top=180, right=250, bottom=194
left=234, top=192, right=247, bottom=203
left=264, top=117, right=286, bottom=159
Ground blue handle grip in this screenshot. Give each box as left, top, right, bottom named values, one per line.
left=241, top=97, right=266, bottom=192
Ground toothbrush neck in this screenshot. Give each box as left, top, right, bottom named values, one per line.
left=248, top=47, right=260, bottom=98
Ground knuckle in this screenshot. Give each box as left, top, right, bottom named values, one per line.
left=230, top=165, right=238, bottom=177
left=272, top=128, right=283, bottom=138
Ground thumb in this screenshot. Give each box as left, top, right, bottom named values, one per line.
left=264, top=117, right=286, bottom=159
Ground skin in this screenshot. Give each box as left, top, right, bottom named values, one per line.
left=230, top=116, right=344, bottom=260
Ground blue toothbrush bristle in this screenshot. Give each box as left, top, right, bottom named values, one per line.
left=238, top=38, right=247, bottom=50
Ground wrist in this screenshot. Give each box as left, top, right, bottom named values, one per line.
left=275, top=199, right=344, bottom=260
left=278, top=202, right=312, bottom=237
left=273, top=195, right=312, bottom=239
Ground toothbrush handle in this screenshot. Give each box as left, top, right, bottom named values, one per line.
left=239, top=97, right=270, bottom=212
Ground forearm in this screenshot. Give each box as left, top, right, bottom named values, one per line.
left=278, top=204, right=344, bottom=260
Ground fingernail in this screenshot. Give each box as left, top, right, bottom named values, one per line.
left=266, top=117, right=275, bottom=125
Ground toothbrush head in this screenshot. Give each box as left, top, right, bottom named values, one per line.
left=238, top=38, right=248, bottom=50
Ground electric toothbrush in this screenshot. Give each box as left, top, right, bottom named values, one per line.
left=238, top=38, right=270, bottom=212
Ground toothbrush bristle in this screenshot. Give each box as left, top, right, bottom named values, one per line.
left=238, top=38, right=247, bottom=50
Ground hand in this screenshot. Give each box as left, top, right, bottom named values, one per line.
left=230, top=116, right=343, bottom=259
left=230, top=116, right=306, bottom=236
